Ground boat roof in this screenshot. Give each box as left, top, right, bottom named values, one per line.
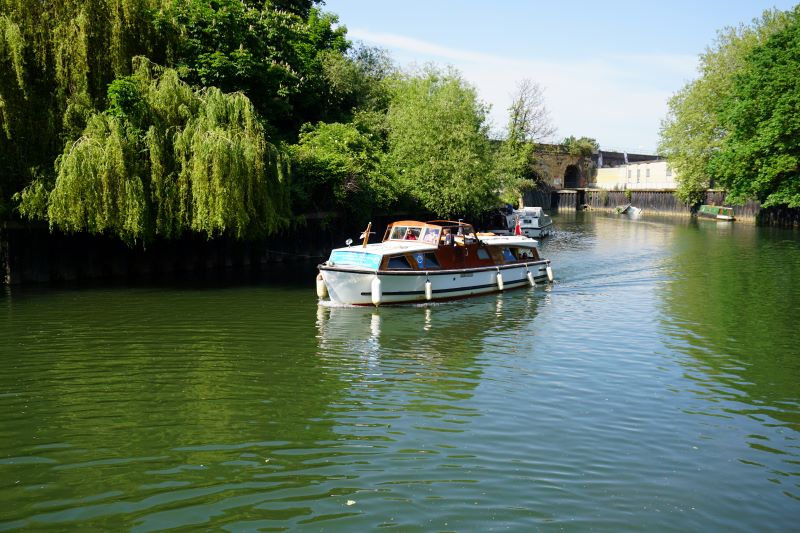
left=478, top=234, right=538, bottom=248
left=515, top=206, right=545, bottom=216
left=385, top=220, right=476, bottom=229
left=331, top=240, right=438, bottom=256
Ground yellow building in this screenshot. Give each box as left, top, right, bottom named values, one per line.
left=593, top=160, right=677, bottom=190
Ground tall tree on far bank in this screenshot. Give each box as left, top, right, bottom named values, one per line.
left=710, top=8, right=800, bottom=208
left=493, top=79, right=557, bottom=204
left=384, top=66, right=496, bottom=218
left=506, top=79, right=556, bottom=144
left=658, top=9, right=791, bottom=205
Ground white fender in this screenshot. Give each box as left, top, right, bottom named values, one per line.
left=316, top=273, right=328, bottom=299
left=496, top=271, right=504, bottom=291
left=371, top=276, right=382, bottom=306
left=527, top=270, right=535, bottom=287
left=425, top=279, right=433, bottom=301
left=546, top=265, right=554, bottom=282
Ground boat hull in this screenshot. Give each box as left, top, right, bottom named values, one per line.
left=697, top=212, right=735, bottom=221
left=320, top=260, right=551, bottom=305
left=697, top=205, right=735, bottom=221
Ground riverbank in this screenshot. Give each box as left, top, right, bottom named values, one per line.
left=0, top=217, right=352, bottom=286
left=530, top=188, right=799, bottom=227
left=3, top=193, right=797, bottom=286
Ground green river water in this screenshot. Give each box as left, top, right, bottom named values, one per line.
left=1, top=212, right=798, bottom=531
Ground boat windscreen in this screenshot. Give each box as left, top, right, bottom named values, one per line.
left=389, top=226, right=422, bottom=240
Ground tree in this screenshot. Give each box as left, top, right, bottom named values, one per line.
left=17, top=60, right=291, bottom=243
left=709, top=8, right=800, bottom=208
left=290, top=115, right=397, bottom=216
left=384, top=66, right=496, bottom=218
left=0, top=0, right=163, bottom=218
left=320, top=43, right=394, bottom=120
left=506, top=79, right=556, bottom=144
left=659, top=9, right=791, bottom=204
left=493, top=79, right=556, bottom=204
left=562, top=135, right=599, bottom=156
left=0, top=0, right=354, bottom=222
left=156, top=0, right=348, bottom=139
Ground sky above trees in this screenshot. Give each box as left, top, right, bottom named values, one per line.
left=325, top=0, right=799, bottom=153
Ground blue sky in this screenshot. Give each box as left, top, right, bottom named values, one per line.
left=322, top=0, right=798, bottom=154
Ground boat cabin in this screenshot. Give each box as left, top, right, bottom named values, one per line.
left=377, top=220, right=539, bottom=271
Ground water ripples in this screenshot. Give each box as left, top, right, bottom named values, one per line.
left=1, top=214, right=799, bottom=530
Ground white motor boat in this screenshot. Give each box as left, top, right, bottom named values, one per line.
left=317, top=220, right=553, bottom=306
left=488, top=206, right=553, bottom=238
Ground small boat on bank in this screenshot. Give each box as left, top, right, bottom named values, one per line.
left=697, top=205, right=735, bottom=221
left=615, top=203, right=642, bottom=217
left=487, top=205, right=553, bottom=238
left=317, top=220, right=553, bottom=306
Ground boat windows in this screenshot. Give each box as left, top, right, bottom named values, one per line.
left=387, top=255, right=414, bottom=269
left=502, top=248, right=515, bottom=262
left=413, top=252, right=440, bottom=269
left=389, top=226, right=408, bottom=240
left=389, top=226, right=422, bottom=240
left=477, top=248, right=491, bottom=260
left=421, top=227, right=441, bottom=244
left=515, top=248, right=539, bottom=260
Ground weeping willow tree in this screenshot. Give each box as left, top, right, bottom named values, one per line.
left=19, top=59, right=291, bottom=243
left=0, top=0, right=165, bottom=218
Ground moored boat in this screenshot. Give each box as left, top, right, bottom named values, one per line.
left=615, top=203, right=642, bottom=217
left=317, top=220, right=553, bottom=306
left=487, top=205, right=553, bottom=238
left=697, top=205, right=735, bottom=221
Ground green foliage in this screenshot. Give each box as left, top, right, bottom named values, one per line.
left=320, top=44, right=394, bottom=119
left=0, top=0, right=164, bottom=218
left=659, top=9, right=791, bottom=204
left=18, top=61, right=291, bottom=242
left=384, top=66, right=497, bottom=218
left=710, top=9, right=800, bottom=208
left=290, top=118, right=396, bottom=216
left=157, top=0, right=348, bottom=138
left=562, top=135, right=599, bottom=156
left=492, top=136, right=535, bottom=206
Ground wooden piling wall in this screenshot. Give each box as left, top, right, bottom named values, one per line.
left=522, top=187, right=797, bottom=227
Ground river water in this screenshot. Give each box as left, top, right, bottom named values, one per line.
left=1, top=212, right=798, bottom=531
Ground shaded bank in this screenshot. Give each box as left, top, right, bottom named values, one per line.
left=1, top=216, right=412, bottom=286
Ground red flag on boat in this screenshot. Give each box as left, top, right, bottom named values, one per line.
left=514, top=217, right=522, bottom=236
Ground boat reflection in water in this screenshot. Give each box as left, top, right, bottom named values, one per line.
left=315, top=290, right=544, bottom=380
